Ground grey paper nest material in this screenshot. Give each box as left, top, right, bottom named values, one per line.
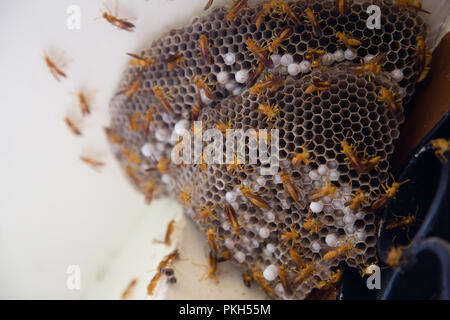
left=107, top=0, right=428, bottom=299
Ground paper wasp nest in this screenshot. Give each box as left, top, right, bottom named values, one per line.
left=108, top=0, right=427, bottom=299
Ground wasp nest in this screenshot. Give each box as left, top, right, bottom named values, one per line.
left=107, top=0, right=428, bottom=299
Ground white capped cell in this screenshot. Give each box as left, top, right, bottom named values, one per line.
left=322, top=196, right=332, bottom=204
left=155, top=128, right=171, bottom=142
left=266, top=243, right=275, bottom=253
left=343, top=213, right=356, bottom=225
left=288, top=63, right=301, bottom=76
left=355, top=211, right=365, bottom=219
left=225, top=238, right=235, bottom=250
left=232, top=86, right=244, bottom=95
left=162, top=112, right=173, bottom=124
left=356, top=231, right=366, bottom=241
left=310, top=201, right=323, bottom=213
left=322, top=53, right=335, bottom=65
left=311, top=241, right=321, bottom=252
left=141, top=143, right=154, bottom=158
left=174, top=119, right=190, bottom=136
left=309, top=170, right=320, bottom=180
left=222, top=222, right=231, bottom=231
left=344, top=48, right=356, bottom=60
left=329, top=170, right=340, bottom=181
left=364, top=54, right=375, bottom=63
left=275, top=283, right=285, bottom=295
left=259, top=227, right=270, bottom=239
left=318, top=165, right=328, bottom=176
left=391, top=69, right=404, bottom=82
left=271, top=54, right=282, bottom=67
left=327, top=160, right=338, bottom=169
left=217, top=71, right=229, bottom=84
left=334, top=49, right=345, bottom=62
left=234, top=251, right=245, bottom=263
left=265, top=211, right=275, bottom=222
left=235, top=69, right=249, bottom=83
left=156, top=142, right=166, bottom=152
left=263, top=264, right=278, bottom=281
left=326, top=234, right=338, bottom=247
left=332, top=199, right=344, bottom=209
left=280, top=54, right=294, bottom=66
left=224, top=53, right=236, bottom=65
left=225, top=81, right=236, bottom=91
left=161, top=174, right=171, bottom=184
left=299, top=60, right=311, bottom=73
left=345, top=225, right=355, bottom=235
left=256, top=176, right=266, bottom=186
left=225, top=191, right=237, bottom=203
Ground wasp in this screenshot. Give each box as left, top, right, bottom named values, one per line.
left=122, top=147, right=141, bottom=164
left=371, top=174, right=410, bottom=211
left=360, top=153, right=382, bottom=172
left=125, top=165, right=141, bottom=185
left=226, top=0, right=248, bottom=24
left=117, top=75, right=144, bottom=100
left=165, top=52, right=185, bottom=71
left=378, top=87, right=402, bottom=118
left=305, top=76, right=330, bottom=97
left=195, top=204, right=216, bottom=224
left=252, top=267, right=275, bottom=296
left=303, top=217, right=323, bottom=235
left=333, top=30, right=361, bottom=53
left=239, top=183, right=269, bottom=209
left=64, top=116, right=82, bottom=136
left=142, top=180, right=157, bottom=204
left=334, top=0, right=351, bottom=15
left=243, top=269, right=253, bottom=287
left=278, top=264, right=293, bottom=295
left=205, top=228, right=220, bottom=252
left=98, top=2, right=135, bottom=32
left=280, top=172, right=300, bottom=203
left=206, top=250, right=219, bottom=280
left=386, top=246, right=406, bottom=269
left=292, top=262, right=315, bottom=288
left=310, top=179, right=338, bottom=201
left=289, top=248, right=306, bottom=268
left=204, top=0, right=214, bottom=10
left=44, top=53, right=67, bottom=81
left=304, top=48, right=326, bottom=70
left=386, top=206, right=419, bottom=232
left=413, top=34, right=432, bottom=83
left=250, top=74, right=284, bottom=97
left=158, top=219, right=175, bottom=246
left=323, top=236, right=357, bottom=262
left=263, top=28, right=292, bottom=54
left=345, top=191, right=371, bottom=211
left=198, top=34, right=213, bottom=64
left=430, top=138, right=450, bottom=163
left=126, top=52, right=157, bottom=73
left=254, top=0, right=277, bottom=29
left=192, top=75, right=215, bottom=100
left=127, top=111, right=142, bottom=132
left=147, top=157, right=171, bottom=174
left=147, top=249, right=179, bottom=295
left=304, top=7, right=322, bottom=38
left=80, top=156, right=105, bottom=170
left=351, top=53, right=386, bottom=81
left=395, top=0, right=430, bottom=14
left=276, top=0, right=302, bottom=26
left=281, top=225, right=300, bottom=247
left=224, top=204, right=241, bottom=236
left=316, top=269, right=343, bottom=290
left=246, top=38, right=272, bottom=68
left=152, top=85, right=174, bottom=114
left=121, top=278, right=137, bottom=300
left=104, top=126, right=122, bottom=144
left=257, top=99, right=280, bottom=124
left=142, top=107, right=156, bottom=137
left=179, top=185, right=193, bottom=207
left=73, top=91, right=91, bottom=116
left=247, top=62, right=266, bottom=88
left=335, top=134, right=367, bottom=173
left=292, top=143, right=313, bottom=167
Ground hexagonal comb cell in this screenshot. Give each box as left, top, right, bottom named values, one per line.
left=107, top=0, right=427, bottom=299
